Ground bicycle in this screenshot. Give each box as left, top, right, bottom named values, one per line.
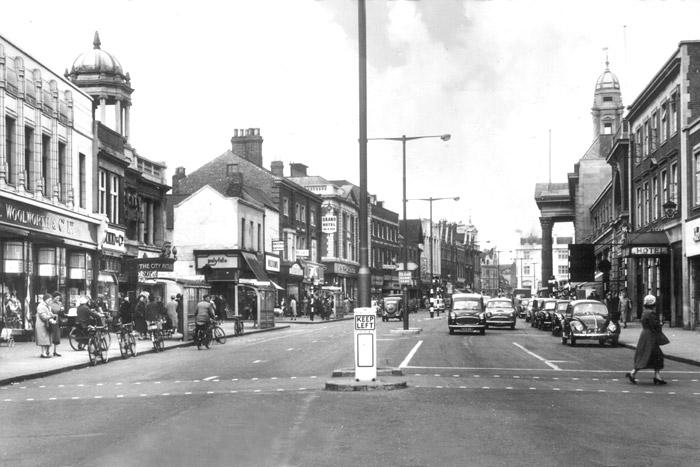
left=194, top=323, right=211, bottom=350
left=117, top=321, right=138, bottom=359
left=146, top=320, right=165, bottom=352
left=211, top=321, right=226, bottom=344
left=86, top=325, right=109, bottom=366
left=233, top=315, right=244, bottom=336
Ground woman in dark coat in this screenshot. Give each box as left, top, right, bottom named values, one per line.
left=626, top=294, right=667, bottom=385
left=134, top=294, right=148, bottom=339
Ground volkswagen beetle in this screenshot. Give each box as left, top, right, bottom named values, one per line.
left=561, top=299, right=620, bottom=346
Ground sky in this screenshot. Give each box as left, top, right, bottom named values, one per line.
left=2, top=0, right=700, bottom=262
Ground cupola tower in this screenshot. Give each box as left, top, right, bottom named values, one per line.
left=591, top=55, right=624, bottom=139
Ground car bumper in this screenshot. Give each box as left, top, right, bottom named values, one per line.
left=449, top=324, right=485, bottom=331
left=485, top=319, right=515, bottom=326
left=571, top=331, right=617, bottom=340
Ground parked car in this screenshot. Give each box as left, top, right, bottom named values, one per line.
left=382, top=295, right=404, bottom=322
left=561, top=299, right=620, bottom=347
left=534, top=298, right=557, bottom=330
left=484, top=298, right=517, bottom=330
left=551, top=300, right=571, bottom=336
left=526, top=298, right=540, bottom=324
left=448, top=293, right=486, bottom=334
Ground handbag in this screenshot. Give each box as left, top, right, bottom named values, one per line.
left=658, top=331, right=670, bottom=346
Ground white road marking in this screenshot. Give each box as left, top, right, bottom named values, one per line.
left=513, top=342, right=562, bottom=370
left=203, top=376, right=218, bottom=381
left=399, top=340, right=423, bottom=368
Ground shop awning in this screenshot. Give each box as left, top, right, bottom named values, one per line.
left=241, top=251, right=270, bottom=282
left=269, top=280, right=284, bottom=290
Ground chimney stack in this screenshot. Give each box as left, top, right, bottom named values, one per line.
left=172, top=166, right=186, bottom=194
left=270, top=160, right=284, bottom=177
left=289, top=163, right=308, bottom=177
left=231, top=128, right=263, bottom=167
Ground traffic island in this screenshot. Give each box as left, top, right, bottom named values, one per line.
left=326, top=367, right=408, bottom=391
left=389, top=327, right=422, bottom=335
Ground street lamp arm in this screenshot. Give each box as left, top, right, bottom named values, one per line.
left=408, top=196, right=460, bottom=202
left=365, top=134, right=451, bottom=142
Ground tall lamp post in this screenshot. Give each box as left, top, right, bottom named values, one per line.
left=407, top=196, right=460, bottom=284
left=367, top=134, right=451, bottom=330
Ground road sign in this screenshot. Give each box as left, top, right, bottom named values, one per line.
left=354, top=307, right=377, bottom=382
left=355, top=314, right=375, bottom=330
left=399, top=271, right=412, bottom=285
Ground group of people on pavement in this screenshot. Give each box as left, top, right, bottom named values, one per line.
left=280, top=293, right=336, bottom=321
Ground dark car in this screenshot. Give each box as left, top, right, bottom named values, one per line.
left=382, top=295, right=404, bottom=322
left=448, top=293, right=486, bottom=335
left=484, top=298, right=517, bottom=330
left=518, top=298, right=530, bottom=319
left=526, top=298, right=540, bottom=324
left=561, top=299, right=620, bottom=347
left=534, top=298, right=557, bottom=330
left=551, top=300, right=571, bottom=336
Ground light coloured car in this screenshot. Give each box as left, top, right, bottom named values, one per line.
left=484, top=298, right=517, bottom=330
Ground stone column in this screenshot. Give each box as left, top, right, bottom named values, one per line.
left=540, top=217, right=554, bottom=295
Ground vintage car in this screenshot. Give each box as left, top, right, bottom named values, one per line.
left=382, top=295, right=404, bottom=322
left=448, top=293, right=486, bottom=334
left=534, top=298, right=557, bottom=330
left=484, top=298, right=517, bottom=330
left=561, top=299, right=620, bottom=347
left=551, top=300, right=571, bottom=336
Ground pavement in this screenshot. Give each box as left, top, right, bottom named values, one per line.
left=2, top=314, right=698, bottom=386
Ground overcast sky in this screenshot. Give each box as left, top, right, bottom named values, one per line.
left=2, top=0, right=699, bottom=261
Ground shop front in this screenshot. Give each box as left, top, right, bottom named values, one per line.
left=323, top=261, right=358, bottom=301
left=193, top=249, right=276, bottom=329
left=300, top=259, right=325, bottom=306
left=0, top=196, right=99, bottom=340
left=684, top=219, right=700, bottom=329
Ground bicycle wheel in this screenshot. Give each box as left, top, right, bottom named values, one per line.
left=128, top=333, right=137, bottom=357
left=235, top=320, right=244, bottom=336
left=99, top=336, right=109, bottom=363
left=69, top=328, right=84, bottom=351
left=203, top=330, right=211, bottom=349
left=118, top=334, right=128, bottom=359
left=87, top=338, right=97, bottom=366
left=195, top=329, right=203, bottom=350
left=151, top=332, right=159, bottom=352
left=157, top=331, right=165, bottom=351
left=213, top=325, right=226, bottom=344
left=102, top=330, right=111, bottom=349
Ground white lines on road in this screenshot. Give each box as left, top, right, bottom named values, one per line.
left=513, top=342, right=562, bottom=370
left=399, top=340, right=423, bottom=368
left=203, top=376, right=218, bottom=381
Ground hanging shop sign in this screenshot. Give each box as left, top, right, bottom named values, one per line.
left=296, top=249, right=309, bottom=259
left=272, top=240, right=284, bottom=252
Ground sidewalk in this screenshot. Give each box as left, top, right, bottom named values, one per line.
left=0, top=320, right=286, bottom=386
left=616, top=321, right=700, bottom=367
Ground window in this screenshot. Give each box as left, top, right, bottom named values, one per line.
left=285, top=231, right=295, bottom=261
left=24, top=126, right=33, bottom=191
left=661, top=104, right=667, bottom=143
left=524, top=265, right=531, bottom=275
left=603, top=122, right=612, bottom=134
left=109, top=174, right=119, bottom=223
left=241, top=218, right=246, bottom=248
left=283, top=198, right=289, bottom=217
left=42, top=134, right=50, bottom=196
left=58, top=142, right=66, bottom=202
left=557, top=250, right=568, bottom=260
left=558, top=265, right=569, bottom=275
left=671, top=163, right=678, bottom=203
left=651, top=112, right=658, bottom=151
left=603, top=96, right=613, bottom=102
left=696, top=153, right=700, bottom=206
left=310, top=208, right=316, bottom=227
left=79, top=153, right=86, bottom=209
left=226, top=163, right=238, bottom=176
left=670, top=97, right=678, bottom=135
left=634, top=127, right=642, bottom=162
left=644, top=181, right=650, bottom=225
left=249, top=221, right=254, bottom=250
left=661, top=170, right=668, bottom=204
left=523, top=251, right=530, bottom=260
left=652, top=177, right=658, bottom=220
left=295, top=203, right=300, bottom=222
left=5, top=117, right=16, bottom=185
left=257, top=223, right=261, bottom=252
left=643, top=120, right=650, bottom=156
left=636, top=186, right=643, bottom=228
left=301, top=205, right=306, bottom=224
left=98, top=170, right=107, bottom=215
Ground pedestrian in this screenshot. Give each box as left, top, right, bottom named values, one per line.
left=212, top=294, right=223, bottom=322
left=48, top=291, right=64, bottom=357
left=618, top=289, right=632, bottom=328
left=134, top=294, right=148, bottom=339
left=166, top=294, right=179, bottom=332
left=280, top=297, right=287, bottom=319
left=35, top=293, right=54, bottom=358
left=175, top=293, right=184, bottom=334
left=118, top=293, right=133, bottom=325
left=626, top=294, right=668, bottom=385
left=309, top=294, right=316, bottom=321
left=302, top=294, right=309, bottom=317
left=145, top=293, right=160, bottom=323
left=290, top=295, right=297, bottom=321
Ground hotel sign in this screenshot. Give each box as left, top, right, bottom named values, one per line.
left=629, top=246, right=669, bottom=256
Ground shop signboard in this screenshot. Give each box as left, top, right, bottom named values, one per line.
left=322, top=216, right=337, bottom=233
left=0, top=197, right=95, bottom=244
left=272, top=240, right=284, bottom=252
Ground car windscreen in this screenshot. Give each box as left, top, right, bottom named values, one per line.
left=453, top=300, right=481, bottom=311
left=543, top=301, right=557, bottom=310
left=572, top=303, right=608, bottom=318
left=486, top=301, right=512, bottom=309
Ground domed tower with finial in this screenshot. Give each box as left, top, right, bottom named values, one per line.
left=65, top=31, right=133, bottom=141
left=591, top=50, right=624, bottom=140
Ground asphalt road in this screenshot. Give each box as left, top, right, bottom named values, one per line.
left=3, top=314, right=699, bottom=467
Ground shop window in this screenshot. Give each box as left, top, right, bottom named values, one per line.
left=97, top=274, right=117, bottom=312
left=37, top=247, right=62, bottom=296
left=3, top=241, right=25, bottom=274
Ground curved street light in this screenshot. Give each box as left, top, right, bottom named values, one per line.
left=366, top=134, right=452, bottom=330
